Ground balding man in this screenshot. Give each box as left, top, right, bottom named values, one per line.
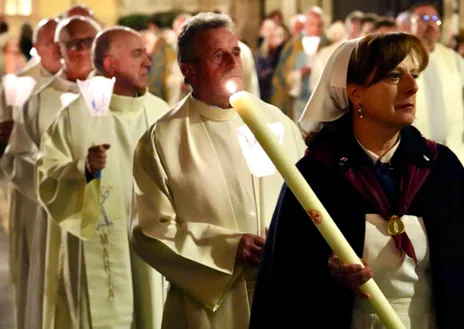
left=0, top=17, right=62, bottom=329
left=62, top=4, right=94, bottom=18
left=271, top=6, right=327, bottom=120
left=37, top=26, right=170, bottom=329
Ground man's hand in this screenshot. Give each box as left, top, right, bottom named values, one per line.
left=235, top=234, right=266, bottom=266
left=86, top=144, right=111, bottom=176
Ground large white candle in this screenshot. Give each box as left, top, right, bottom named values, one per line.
left=228, top=87, right=406, bottom=329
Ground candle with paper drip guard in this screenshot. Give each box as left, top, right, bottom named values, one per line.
left=2, top=74, right=37, bottom=121
left=77, top=76, right=115, bottom=179
left=226, top=80, right=406, bottom=329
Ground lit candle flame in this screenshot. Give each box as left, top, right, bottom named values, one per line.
left=225, top=80, right=238, bottom=95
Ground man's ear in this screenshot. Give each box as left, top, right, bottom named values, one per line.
left=346, top=83, right=362, bottom=106
left=180, top=63, right=195, bottom=84
left=103, top=56, right=117, bottom=76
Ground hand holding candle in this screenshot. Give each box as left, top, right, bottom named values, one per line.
left=226, top=81, right=406, bottom=329
left=86, top=144, right=110, bottom=179
left=78, top=76, right=115, bottom=179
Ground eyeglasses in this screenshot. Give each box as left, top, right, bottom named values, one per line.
left=413, top=14, right=442, bottom=26
left=60, top=37, right=94, bottom=52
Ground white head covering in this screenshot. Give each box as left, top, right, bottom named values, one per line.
left=54, top=15, right=101, bottom=43
left=298, top=37, right=361, bottom=134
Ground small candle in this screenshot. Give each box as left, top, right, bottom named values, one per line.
left=227, top=83, right=406, bottom=329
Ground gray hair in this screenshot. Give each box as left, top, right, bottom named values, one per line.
left=54, top=15, right=101, bottom=43
left=92, top=26, right=140, bottom=74
left=177, top=12, right=234, bottom=65
left=32, top=17, right=59, bottom=44
left=345, top=10, right=364, bottom=26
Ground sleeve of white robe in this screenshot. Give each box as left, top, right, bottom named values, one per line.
left=132, top=127, right=244, bottom=312
left=36, top=108, right=101, bottom=240
left=1, top=97, right=40, bottom=200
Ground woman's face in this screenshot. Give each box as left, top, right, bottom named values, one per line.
left=349, top=55, right=420, bottom=130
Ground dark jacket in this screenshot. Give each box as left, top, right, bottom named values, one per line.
left=249, top=123, right=464, bottom=329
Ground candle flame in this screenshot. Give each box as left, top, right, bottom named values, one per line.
left=225, top=80, right=238, bottom=95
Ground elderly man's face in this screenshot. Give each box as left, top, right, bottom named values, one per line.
left=106, top=32, right=152, bottom=91
left=35, top=22, right=62, bottom=74
left=305, top=13, right=323, bottom=37
left=185, top=27, right=244, bottom=105
left=411, top=5, right=441, bottom=48
left=60, top=22, right=97, bottom=80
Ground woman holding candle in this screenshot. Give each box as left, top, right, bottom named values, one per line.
left=250, top=33, right=464, bottom=329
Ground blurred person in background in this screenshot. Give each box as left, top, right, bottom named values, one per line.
left=145, top=14, right=179, bottom=106
left=454, top=31, right=464, bottom=57
left=256, top=19, right=286, bottom=102
left=409, top=2, right=464, bottom=163
left=325, top=20, right=347, bottom=43
left=373, top=17, right=397, bottom=33
left=309, top=10, right=364, bottom=96
left=288, top=14, right=306, bottom=40
left=0, top=34, right=26, bottom=77
left=271, top=6, right=326, bottom=119
left=396, top=11, right=411, bottom=32
left=360, top=12, right=379, bottom=36
left=19, top=23, right=33, bottom=60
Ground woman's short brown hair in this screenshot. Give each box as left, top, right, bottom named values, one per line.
left=347, top=32, right=429, bottom=86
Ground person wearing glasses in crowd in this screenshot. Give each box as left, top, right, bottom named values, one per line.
left=409, top=2, right=464, bottom=163
left=9, top=14, right=101, bottom=329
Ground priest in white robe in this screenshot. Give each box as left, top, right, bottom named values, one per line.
left=37, top=27, right=170, bottom=329
left=0, top=17, right=63, bottom=329
left=131, top=13, right=306, bottom=329
left=409, top=3, right=464, bottom=163
left=1, top=15, right=101, bottom=329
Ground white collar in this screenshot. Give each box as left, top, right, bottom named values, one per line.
left=356, top=137, right=401, bottom=164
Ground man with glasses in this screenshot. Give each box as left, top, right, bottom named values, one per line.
left=0, top=17, right=63, bottom=329
left=409, top=2, right=464, bottom=163
left=4, top=15, right=101, bottom=329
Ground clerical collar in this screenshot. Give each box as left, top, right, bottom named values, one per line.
left=38, top=63, right=54, bottom=78
left=190, top=93, right=237, bottom=122
left=110, top=89, right=148, bottom=113
left=52, top=72, right=79, bottom=93
left=356, top=137, right=401, bottom=164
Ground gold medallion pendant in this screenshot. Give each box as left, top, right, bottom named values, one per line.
left=387, top=215, right=405, bottom=235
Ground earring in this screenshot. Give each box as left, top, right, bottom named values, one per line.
left=358, top=105, right=364, bottom=119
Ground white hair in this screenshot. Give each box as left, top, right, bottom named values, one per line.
left=92, top=26, right=141, bottom=74
left=32, top=17, right=59, bottom=44
left=54, top=15, right=101, bottom=43
left=177, top=12, right=234, bottom=64
left=326, top=21, right=347, bottom=42
left=289, top=14, right=306, bottom=30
